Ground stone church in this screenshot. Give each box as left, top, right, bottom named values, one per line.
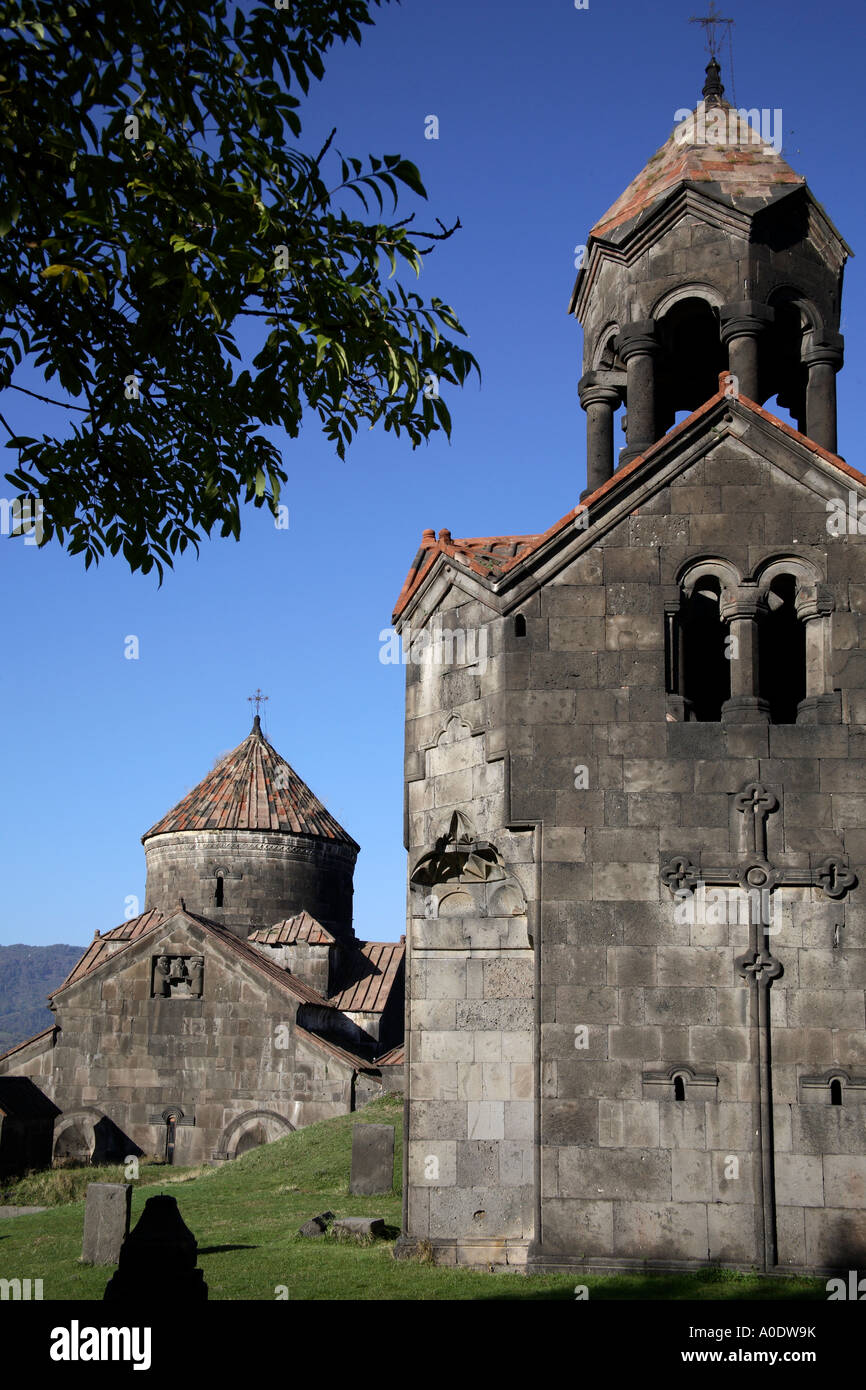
left=394, top=61, right=866, bottom=1274
left=0, top=717, right=404, bottom=1168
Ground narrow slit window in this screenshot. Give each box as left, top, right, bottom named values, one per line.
left=215, top=874, right=224, bottom=908
left=514, top=614, right=526, bottom=637
left=830, top=1078, right=843, bottom=1106
left=674, top=1074, right=686, bottom=1102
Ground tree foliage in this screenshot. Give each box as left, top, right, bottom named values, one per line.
left=0, top=0, right=479, bottom=575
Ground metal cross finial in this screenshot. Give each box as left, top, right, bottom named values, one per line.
left=248, top=688, right=269, bottom=717
left=690, top=1, right=734, bottom=59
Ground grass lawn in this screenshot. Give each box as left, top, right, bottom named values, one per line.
left=0, top=1095, right=825, bottom=1300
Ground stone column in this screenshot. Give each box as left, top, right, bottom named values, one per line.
left=720, top=585, right=770, bottom=724
left=615, top=321, right=658, bottom=465
left=803, top=334, right=843, bottom=454
left=578, top=372, right=622, bottom=497
left=719, top=301, right=774, bottom=403
left=794, top=583, right=838, bottom=723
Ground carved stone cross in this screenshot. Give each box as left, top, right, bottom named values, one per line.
left=660, top=781, right=857, bottom=1271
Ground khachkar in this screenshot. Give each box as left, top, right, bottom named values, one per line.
left=660, top=782, right=856, bottom=1271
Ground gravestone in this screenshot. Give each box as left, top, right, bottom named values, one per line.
left=103, top=1193, right=207, bottom=1300
left=297, top=1210, right=335, bottom=1238
left=332, top=1216, right=386, bottom=1241
left=349, top=1124, right=394, bottom=1195
left=82, top=1182, right=132, bottom=1265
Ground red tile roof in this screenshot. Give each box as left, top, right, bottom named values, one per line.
left=393, top=529, right=539, bottom=623
left=142, top=717, right=358, bottom=848
left=591, top=101, right=804, bottom=239
left=393, top=376, right=866, bottom=619
left=375, top=1044, right=405, bottom=1066
left=54, top=910, right=165, bottom=991
left=248, top=912, right=336, bottom=947
left=329, top=941, right=405, bottom=1013
left=50, top=907, right=332, bottom=1008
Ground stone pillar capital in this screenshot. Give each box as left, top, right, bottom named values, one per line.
left=719, top=583, right=766, bottom=623
left=578, top=372, right=623, bottom=410
left=802, top=332, right=844, bottom=371
left=615, top=321, right=658, bottom=361
left=794, top=582, right=835, bottom=622
left=719, top=300, right=775, bottom=345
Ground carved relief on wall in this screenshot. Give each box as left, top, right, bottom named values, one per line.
left=152, top=955, right=204, bottom=998
left=410, top=811, right=530, bottom=949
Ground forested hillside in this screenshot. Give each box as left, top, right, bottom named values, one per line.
left=0, top=944, right=84, bottom=1050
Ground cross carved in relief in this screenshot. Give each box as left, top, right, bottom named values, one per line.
left=659, top=780, right=857, bottom=1271
left=660, top=781, right=855, bottom=984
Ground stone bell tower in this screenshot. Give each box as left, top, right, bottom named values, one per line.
left=395, top=47, right=866, bottom=1276
left=572, top=57, right=850, bottom=494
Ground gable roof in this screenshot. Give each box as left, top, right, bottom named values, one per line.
left=142, top=716, right=358, bottom=850
left=393, top=375, right=866, bottom=621
left=295, top=1027, right=379, bottom=1071
left=328, top=941, right=405, bottom=1014
left=0, top=1025, right=57, bottom=1067
left=49, top=907, right=332, bottom=1009
left=17, top=911, right=383, bottom=1076
left=248, top=911, right=337, bottom=947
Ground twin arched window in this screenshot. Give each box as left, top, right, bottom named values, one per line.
left=668, top=560, right=828, bottom=725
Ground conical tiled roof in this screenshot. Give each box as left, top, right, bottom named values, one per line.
left=591, top=100, right=804, bottom=239
left=142, top=717, right=358, bottom=847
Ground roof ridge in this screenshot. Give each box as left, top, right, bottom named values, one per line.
left=393, top=378, right=866, bottom=619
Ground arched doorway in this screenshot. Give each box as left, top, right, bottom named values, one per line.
left=54, top=1123, right=90, bottom=1163
left=234, top=1123, right=268, bottom=1156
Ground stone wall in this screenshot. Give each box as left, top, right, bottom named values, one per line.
left=143, top=830, right=357, bottom=941
left=1, top=918, right=364, bottom=1165
left=509, top=434, right=866, bottom=1271
left=400, top=420, right=866, bottom=1272
left=399, top=591, right=537, bottom=1266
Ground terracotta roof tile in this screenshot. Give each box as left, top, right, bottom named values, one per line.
left=328, top=940, right=405, bottom=1014
left=142, top=717, right=358, bottom=849
left=591, top=101, right=804, bottom=239
left=393, top=530, right=539, bottom=622
left=248, top=912, right=336, bottom=947
left=393, top=377, right=866, bottom=618
left=49, top=907, right=332, bottom=1008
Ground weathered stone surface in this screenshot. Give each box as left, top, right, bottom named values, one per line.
left=331, top=1216, right=386, bottom=1241
left=297, top=1210, right=335, bottom=1237
left=82, top=1182, right=132, bottom=1266
left=396, top=75, right=866, bottom=1281
left=349, top=1124, right=395, bottom=1196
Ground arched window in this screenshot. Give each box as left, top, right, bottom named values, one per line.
left=655, top=297, right=726, bottom=434
left=514, top=614, right=526, bottom=638
left=759, top=575, right=806, bottom=724
left=830, top=1078, right=843, bottom=1107
left=678, top=577, right=730, bottom=721
left=215, top=874, right=224, bottom=908
left=673, top=1074, right=686, bottom=1103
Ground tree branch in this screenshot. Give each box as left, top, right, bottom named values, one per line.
left=8, top=383, right=89, bottom=412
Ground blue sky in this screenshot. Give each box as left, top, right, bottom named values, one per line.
left=1, top=0, right=864, bottom=948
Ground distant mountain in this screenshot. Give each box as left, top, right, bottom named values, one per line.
left=0, top=944, right=85, bottom=1052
